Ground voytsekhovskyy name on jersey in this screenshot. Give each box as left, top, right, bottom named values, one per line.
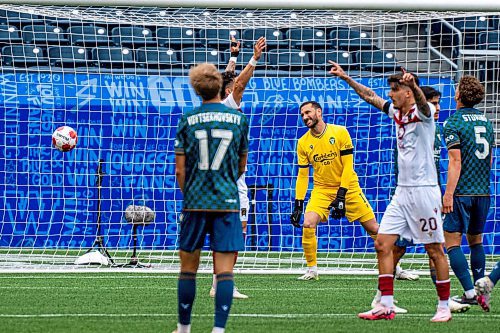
left=187, top=112, right=242, bottom=126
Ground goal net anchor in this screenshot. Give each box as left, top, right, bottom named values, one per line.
left=75, top=159, right=115, bottom=266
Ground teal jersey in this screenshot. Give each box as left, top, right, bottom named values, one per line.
left=174, top=103, right=249, bottom=211
left=393, top=124, right=443, bottom=187
left=443, top=107, right=494, bottom=195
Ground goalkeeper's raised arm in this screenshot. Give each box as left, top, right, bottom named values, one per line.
left=328, top=60, right=387, bottom=111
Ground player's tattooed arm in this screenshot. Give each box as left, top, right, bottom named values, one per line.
left=400, top=68, right=431, bottom=117
left=328, top=60, right=386, bottom=110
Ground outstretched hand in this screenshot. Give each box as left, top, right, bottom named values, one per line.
left=230, top=35, right=240, bottom=56
left=328, top=60, right=346, bottom=78
left=253, top=36, right=266, bottom=61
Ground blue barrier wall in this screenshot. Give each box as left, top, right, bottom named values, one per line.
left=0, top=73, right=498, bottom=254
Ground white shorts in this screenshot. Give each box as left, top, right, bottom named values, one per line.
left=237, top=173, right=249, bottom=222
left=379, top=186, right=444, bottom=244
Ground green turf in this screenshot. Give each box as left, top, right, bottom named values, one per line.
left=0, top=273, right=497, bottom=333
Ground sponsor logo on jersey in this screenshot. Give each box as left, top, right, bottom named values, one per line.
left=313, top=151, right=338, bottom=163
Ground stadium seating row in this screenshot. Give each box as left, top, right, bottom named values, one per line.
left=0, top=45, right=400, bottom=72
left=0, top=25, right=379, bottom=51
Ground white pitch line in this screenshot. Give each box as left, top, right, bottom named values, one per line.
left=0, top=275, right=390, bottom=281
left=1, top=313, right=500, bottom=320
left=0, top=286, right=443, bottom=292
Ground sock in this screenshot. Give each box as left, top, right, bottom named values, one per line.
left=177, top=324, right=191, bottom=333
left=470, top=243, right=486, bottom=282
left=429, top=266, right=437, bottom=285
left=302, top=228, right=317, bottom=267
left=465, top=289, right=476, bottom=299
left=395, top=264, right=402, bottom=276
left=447, top=246, right=474, bottom=293
left=178, top=272, right=196, bottom=325
left=214, top=272, right=234, bottom=329
left=373, top=289, right=382, bottom=303
left=489, top=261, right=500, bottom=285
left=378, top=274, right=394, bottom=308
left=212, top=252, right=217, bottom=288
left=436, top=279, right=450, bottom=308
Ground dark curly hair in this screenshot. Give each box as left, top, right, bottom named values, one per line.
left=220, top=71, right=238, bottom=99
left=458, top=75, right=484, bottom=108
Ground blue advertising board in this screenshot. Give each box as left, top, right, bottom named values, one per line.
left=0, top=72, right=497, bottom=254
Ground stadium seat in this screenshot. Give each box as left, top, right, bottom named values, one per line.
left=181, top=47, right=222, bottom=68
left=136, top=47, right=181, bottom=67
left=0, top=10, right=44, bottom=26
left=22, top=25, right=69, bottom=45
left=355, top=50, right=399, bottom=72
left=431, top=16, right=492, bottom=49
left=242, top=28, right=287, bottom=49
left=91, top=47, right=135, bottom=68
left=156, top=27, right=200, bottom=49
left=286, top=28, right=327, bottom=50
left=451, top=16, right=491, bottom=32
left=68, top=26, right=109, bottom=46
left=311, top=50, right=352, bottom=70
left=48, top=46, right=89, bottom=67
left=329, top=28, right=374, bottom=50
left=199, top=28, right=240, bottom=49
left=111, top=27, right=157, bottom=47
left=0, top=24, right=22, bottom=45
left=479, top=31, right=500, bottom=50
left=1, top=45, right=49, bottom=67
left=268, top=49, right=312, bottom=70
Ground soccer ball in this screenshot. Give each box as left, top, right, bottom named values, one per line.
left=52, top=126, right=78, bottom=152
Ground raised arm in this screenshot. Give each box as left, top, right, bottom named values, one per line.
left=231, top=36, right=266, bottom=104
left=400, top=68, right=431, bottom=118
left=328, top=60, right=387, bottom=111
left=224, top=35, right=240, bottom=73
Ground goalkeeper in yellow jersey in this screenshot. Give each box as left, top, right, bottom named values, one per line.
left=290, top=101, right=379, bottom=280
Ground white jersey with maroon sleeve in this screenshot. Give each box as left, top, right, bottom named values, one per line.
left=222, top=92, right=240, bottom=110
left=222, top=93, right=249, bottom=222
left=385, top=102, right=438, bottom=187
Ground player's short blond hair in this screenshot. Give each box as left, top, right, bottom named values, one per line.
left=458, top=75, right=484, bottom=108
left=189, top=63, right=223, bottom=101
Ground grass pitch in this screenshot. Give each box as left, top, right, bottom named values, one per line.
left=0, top=273, right=498, bottom=333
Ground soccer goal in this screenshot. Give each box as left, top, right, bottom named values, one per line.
left=0, top=1, right=499, bottom=273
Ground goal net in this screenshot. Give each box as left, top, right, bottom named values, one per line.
left=0, top=3, right=499, bottom=273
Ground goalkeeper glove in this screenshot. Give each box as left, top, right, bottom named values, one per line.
left=290, top=199, right=304, bottom=228
left=329, top=187, right=347, bottom=219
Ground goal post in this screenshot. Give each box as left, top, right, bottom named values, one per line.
left=0, top=3, right=499, bottom=273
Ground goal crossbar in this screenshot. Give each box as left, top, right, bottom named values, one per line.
left=1, top=0, right=500, bottom=11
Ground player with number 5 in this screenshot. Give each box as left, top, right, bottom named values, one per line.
left=442, top=76, right=494, bottom=306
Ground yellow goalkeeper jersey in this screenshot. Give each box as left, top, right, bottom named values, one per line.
left=297, top=124, right=359, bottom=189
